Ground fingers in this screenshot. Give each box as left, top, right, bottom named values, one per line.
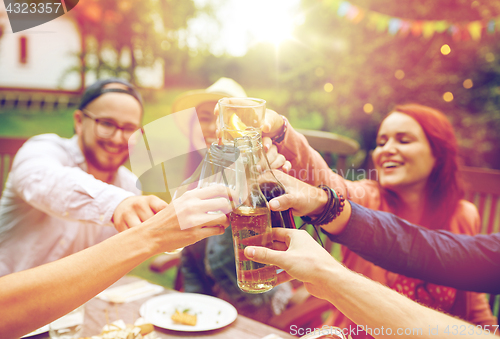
left=262, top=137, right=273, bottom=151
left=262, top=109, right=284, bottom=138
left=206, top=198, right=233, bottom=215
left=282, top=161, right=292, bottom=173
left=125, top=213, right=144, bottom=229
left=276, top=271, right=294, bottom=285
left=244, top=246, right=278, bottom=266
left=149, top=196, right=168, bottom=213
left=269, top=194, right=295, bottom=212
left=198, top=225, right=226, bottom=238
left=186, top=185, right=232, bottom=200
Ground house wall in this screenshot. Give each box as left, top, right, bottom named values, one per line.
left=0, top=14, right=82, bottom=91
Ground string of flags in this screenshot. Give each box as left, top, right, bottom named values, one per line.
left=323, top=0, right=500, bottom=41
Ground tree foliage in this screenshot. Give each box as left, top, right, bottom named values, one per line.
left=210, top=0, right=500, bottom=169
left=68, top=0, right=200, bottom=87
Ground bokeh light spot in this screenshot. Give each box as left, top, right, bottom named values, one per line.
left=441, top=44, right=451, bottom=55
left=463, top=79, right=473, bottom=89
left=443, top=92, right=454, bottom=102
left=363, top=103, right=374, bottom=114
left=324, top=83, right=333, bottom=92
left=485, top=53, right=495, bottom=62
left=394, top=69, right=405, bottom=80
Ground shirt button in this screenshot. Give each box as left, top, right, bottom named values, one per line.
left=100, top=215, right=104, bottom=221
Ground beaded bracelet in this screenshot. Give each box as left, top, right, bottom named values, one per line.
left=300, top=185, right=345, bottom=226
left=271, top=116, right=287, bottom=144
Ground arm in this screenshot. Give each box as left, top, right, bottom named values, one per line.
left=11, top=136, right=165, bottom=230
left=330, top=202, right=500, bottom=294
left=0, top=186, right=231, bottom=338
left=268, top=172, right=500, bottom=294
left=245, top=228, right=496, bottom=339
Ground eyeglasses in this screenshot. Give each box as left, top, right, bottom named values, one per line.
left=82, top=109, right=140, bottom=140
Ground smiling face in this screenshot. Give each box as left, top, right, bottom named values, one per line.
left=372, top=112, right=436, bottom=194
left=196, top=101, right=218, bottom=148
left=74, top=84, right=142, bottom=174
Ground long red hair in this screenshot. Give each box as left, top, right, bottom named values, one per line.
left=382, top=103, right=464, bottom=229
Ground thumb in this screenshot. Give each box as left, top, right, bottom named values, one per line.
left=269, top=194, right=294, bottom=211
left=261, top=122, right=272, bottom=133
left=244, top=246, right=283, bottom=267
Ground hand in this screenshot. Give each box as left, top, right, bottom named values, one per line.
left=112, top=195, right=168, bottom=232
left=265, top=170, right=328, bottom=216
left=262, top=136, right=291, bottom=173
left=143, top=185, right=231, bottom=253
left=261, top=109, right=285, bottom=139
left=244, top=228, right=342, bottom=301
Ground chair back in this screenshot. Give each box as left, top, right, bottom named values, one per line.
left=296, top=129, right=360, bottom=173
left=460, top=166, right=500, bottom=316
left=461, top=166, right=500, bottom=235
left=0, top=137, right=28, bottom=197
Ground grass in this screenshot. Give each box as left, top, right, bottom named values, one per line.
left=127, top=255, right=178, bottom=288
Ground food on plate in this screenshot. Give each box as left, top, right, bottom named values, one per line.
left=171, top=309, right=197, bottom=326
left=78, top=319, right=156, bottom=339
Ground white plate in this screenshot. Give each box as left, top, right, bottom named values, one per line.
left=21, top=324, right=49, bottom=338
left=139, top=293, right=237, bottom=332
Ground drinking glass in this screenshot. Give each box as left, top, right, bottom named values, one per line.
left=218, top=98, right=266, bottom=142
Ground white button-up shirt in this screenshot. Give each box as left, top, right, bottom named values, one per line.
left=0, top=134, right=141, bottom=276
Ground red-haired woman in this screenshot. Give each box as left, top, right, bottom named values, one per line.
left=266, top=104, right=496, bottom=337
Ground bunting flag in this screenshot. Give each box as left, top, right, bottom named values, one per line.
left=324, top=0, right=500, bottom=41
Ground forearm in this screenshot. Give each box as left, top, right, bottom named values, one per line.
left=0, top=225, right=157, bottom=338
left=329, top=203, right=500, bottom=293
left=324, top=266, right=494, bottom=339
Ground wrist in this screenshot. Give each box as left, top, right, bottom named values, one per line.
left=309, top=187, right=329, bottom=216
left=301, top=185, right=345, bottom=226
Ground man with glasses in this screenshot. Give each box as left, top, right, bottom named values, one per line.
left=0, top=78, right=166, bottom=277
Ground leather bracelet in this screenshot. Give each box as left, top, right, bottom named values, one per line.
left=301, top=185, right=345, bottom=226
left=271, top=116, right=287, bottom=144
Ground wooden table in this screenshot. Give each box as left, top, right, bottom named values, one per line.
left=34, top=276, right=296, bottom=339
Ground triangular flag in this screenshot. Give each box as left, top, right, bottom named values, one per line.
left=422, top=21, right=436, bottom=38
left=388, top=18, right=402, bottom=35
left=367, top=12, right=381, bottom=29
left=337, top=1, right=351, bottom=18
left=449, top=25, right=461, bottom=42
left=467, top=21, right=482, bottom=41
left=487, top=20, right=495, bottom=34
left=411, top=21, right=423, bottom=37
left=351, top=9, right=365, bottom=24
left=376, top=14, right=390, bottom=32
left=399, top=20, right=411, bottom=37
left=434, top=21, right=449, bottom=33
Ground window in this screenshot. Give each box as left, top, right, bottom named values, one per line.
left=19, top=36, right=27, bottom=64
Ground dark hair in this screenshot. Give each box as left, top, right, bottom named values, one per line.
left=382, top=103, right=464, bottom=229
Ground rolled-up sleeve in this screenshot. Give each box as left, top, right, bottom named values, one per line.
left=11, top=138, right=134, bottom=226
